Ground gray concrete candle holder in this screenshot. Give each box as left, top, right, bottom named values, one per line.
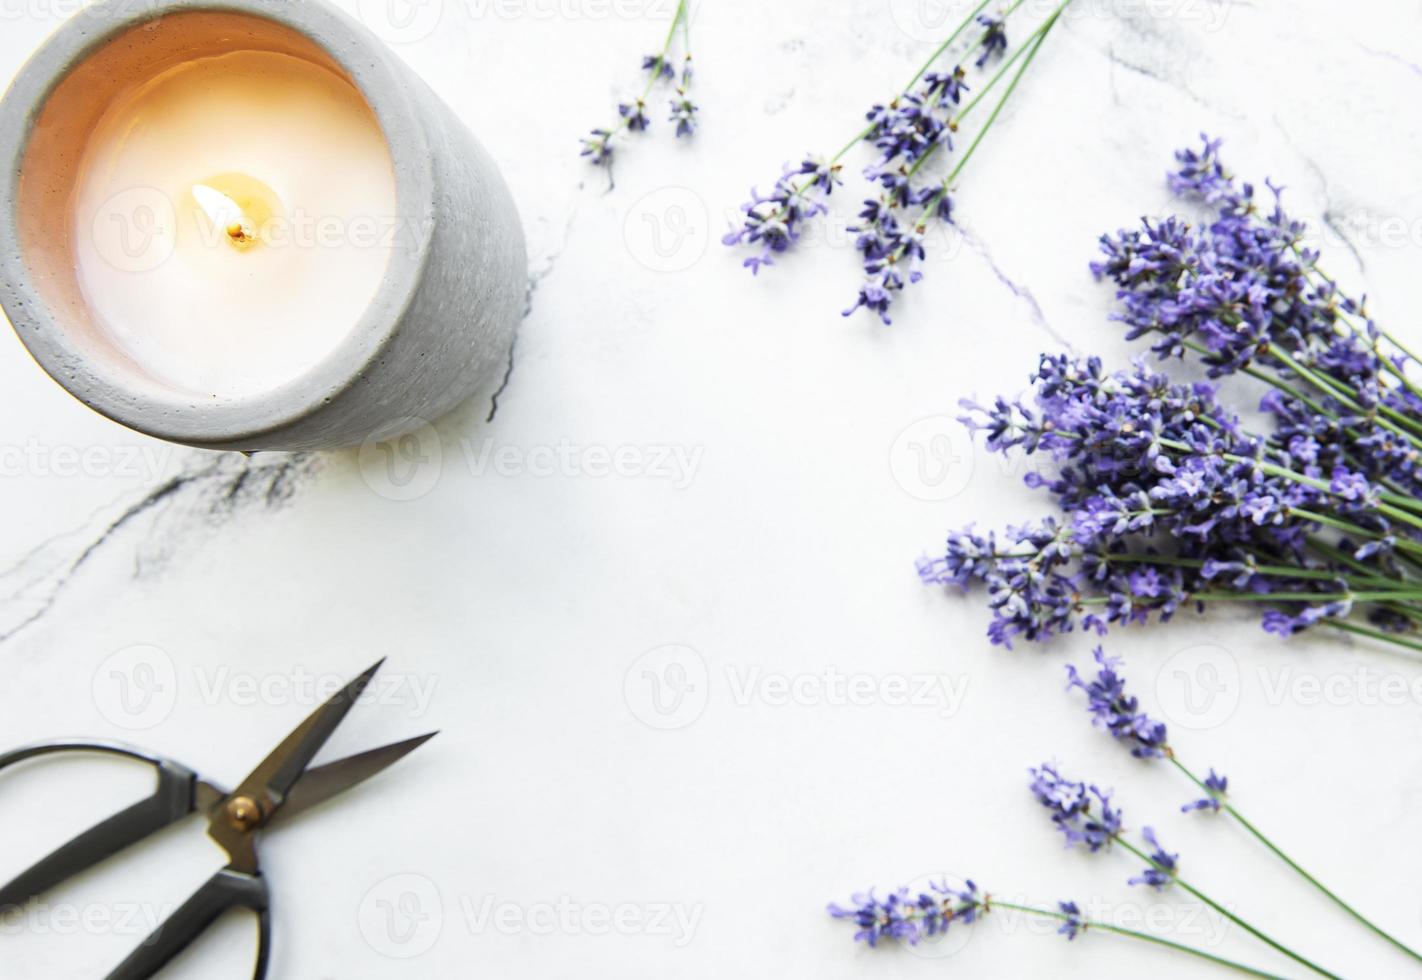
left=0, top=0, right=526, bottom=451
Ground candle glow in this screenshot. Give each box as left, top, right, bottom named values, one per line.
left=72, top=49, right=399, bottom=400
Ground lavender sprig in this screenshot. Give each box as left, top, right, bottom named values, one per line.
left=1066, top=647, right=1422, bottom=964
left=828, top=879, right=1286, bottom=977
left=725, top=0, right=1073, bottom=324
left=1029, top=763, right=1342, bottom=979
left=581, top=1, right=695, bottom=169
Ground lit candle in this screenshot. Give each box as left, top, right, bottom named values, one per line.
left=0, top=1, right=526, bottom=450
left=75, top=48, right=400, bottom=399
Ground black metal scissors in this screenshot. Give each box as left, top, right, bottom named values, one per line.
left=0, top=659, right=435, bottom=979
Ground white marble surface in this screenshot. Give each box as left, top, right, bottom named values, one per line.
left=3, top=1, right=1422, bottom=977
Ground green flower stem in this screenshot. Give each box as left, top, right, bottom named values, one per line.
left=1186, top=591, right=1422, bottom=604
left=1324, top=617, right=1422, bottom=654
left=829, top=0, right=1028, bottom=165
left=1101, top=553, right=1404, bottom=590
left=874, top=3, right=1071, bottom=267
left=591, top=0, right=689, bottom=149
left=1289, top=245, right=1422, bottom=395
left=986, top=899, right=1287, bottom=979
left=1290, top=509, right=1422, bottom=558
left=1113, top=837, right=1343, bottom=980
left=1264, top=344, right=1422, bottom=447
left=1169, top=755, right=1422, bottom=965
left=943, top=3, right=1064, bottom=187
left=950, top=1, right=1055, bottom=126
left=1154, top=435, right=1422, bottom=538
left=901, top=0, right=1000, bottom=93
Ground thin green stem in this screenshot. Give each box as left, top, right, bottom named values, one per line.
left=1102, top=553, right=1404, bottom=589
left=830, top=0, right=1026, bottom=165
left=1267, top=344, right=1422, bottom=447
left=589, top=0, right=690, bottom=149
left=1169, top=755, right=1422, bottom=965
left=945, top=4, right=1062, bottom=186
left=1113, top=837, right=1342, bottom=979
left=1324, top=617, right=1422, bottom=655
left=987, top=900, right=1287, bottom=979
left=901, top=0, right=1000, bottom=92
left=1185, top=591, right=1422, bottom=604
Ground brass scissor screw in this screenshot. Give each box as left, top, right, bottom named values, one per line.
left=226, top=796, right=263, bottom=832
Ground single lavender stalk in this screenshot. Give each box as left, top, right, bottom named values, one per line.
left=1068, top=647, right=1422, bottom=965
left=828, top=881, right=1287, bottom=978
left=1030, top=764, right=1343, bottom=980
left=988, top=899, right=1286, bottom=978
left=581, top=0, right=694, bottom=168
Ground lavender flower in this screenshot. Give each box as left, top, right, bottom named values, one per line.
left=974, top=15, right=1008, bottom=67
left=642, top=53, right=674, bottom=81
left=1182, top=770, right=1229, bottom=813
left=668, top=59, right=697, bottom=138
left=1066, top=647, right=1169, bottom=758
left=827, top=879, right=981, bottom=946
left=722, top=158, right=841, bottom=274
left=1128, top=827, right=1179, bottom=890
left=581, top=2, right=694, bottom=168
left=1056, top=900, right=1086, bottom=940
left=619, top=99, right=650, bottom=132
left=726, top=2, right=1070, bottom=324
left=579, top=128, right=614, bottom=165
left=1029, top=763, right=1122, bottom=851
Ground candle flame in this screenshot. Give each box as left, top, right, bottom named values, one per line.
left=193, top=183, right=254, bottom=247
left=190, top=173, right=280, bottom=252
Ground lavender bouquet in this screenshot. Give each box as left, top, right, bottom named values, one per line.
left=831, top=647, right=1422, bottom=974
left=920, top=136, right=1422, bottom=659
left=722, top=0, right=1071, bottom=324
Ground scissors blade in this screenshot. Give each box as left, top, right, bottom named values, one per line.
left=266, top=732, right=437, bottom=830
left=216, top=659, right=384, bottom=824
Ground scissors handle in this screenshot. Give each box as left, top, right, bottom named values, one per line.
left=0, top=740, right=201, bottom=911
left=105, top=868, right=271, bottom=980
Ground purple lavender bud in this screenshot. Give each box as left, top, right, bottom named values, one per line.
left=1182, top=769, right=1229, bottom=813
left=974, top=16, right=1008, bottom=68
left=1065, top=647, right=1169, bottom=759
left=1029, top=763, right=1122, bottom=851
left=1127, top=827, right=1179, bottom=890
left=642, top=54, right=675, bottom=80
left=827, top=880, right=982, bottom=947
